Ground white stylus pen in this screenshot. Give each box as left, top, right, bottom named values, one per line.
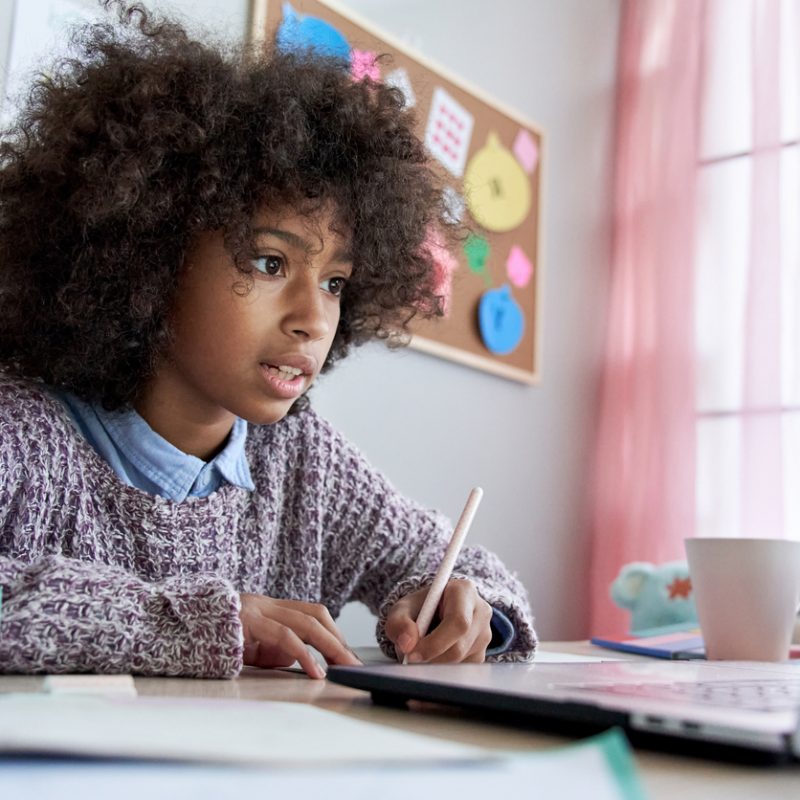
left=402, top=487, right=484, bottom=665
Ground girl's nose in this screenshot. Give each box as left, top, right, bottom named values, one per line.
left=282, top=280, right=332, bottom=341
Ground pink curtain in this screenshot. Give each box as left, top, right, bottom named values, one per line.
left=741, top=0, right=783, bottom=539
left=589, top=0, right=706, bottom=636
left=590, top=0, right=788, bottom=635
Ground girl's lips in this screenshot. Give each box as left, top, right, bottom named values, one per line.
left=259, top=363, right=307, bottom=399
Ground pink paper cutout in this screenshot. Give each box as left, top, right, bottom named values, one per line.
left=351, top=49, right=380, bottom=82
left=512, top=128, right=539, bottom=174
left=425, top=229, right=459, bottom=316
left=506, top=245, right=533, bottom=288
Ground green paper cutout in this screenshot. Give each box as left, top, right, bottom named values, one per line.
left=464, top=234, right=492, bottom=287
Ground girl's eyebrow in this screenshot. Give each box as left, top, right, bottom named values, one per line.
left=252, top=226, right=352, bottom=264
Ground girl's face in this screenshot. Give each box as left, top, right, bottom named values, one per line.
left=141, top=205, right=352, bottom=443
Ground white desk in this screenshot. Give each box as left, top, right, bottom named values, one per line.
left=1, top=641, right=798, bottom=798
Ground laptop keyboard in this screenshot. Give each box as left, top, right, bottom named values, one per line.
left=562, top=680, right=800, bottom=711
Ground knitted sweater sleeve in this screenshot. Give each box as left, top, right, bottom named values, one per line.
left=313, top=416, right=537, bottom=663
left=0, top=378, right=243, bottom=678
left=0, top=554, right=243, bottom=677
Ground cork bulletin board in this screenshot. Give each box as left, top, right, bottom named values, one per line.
left=249, top=0, right=543, bottom=383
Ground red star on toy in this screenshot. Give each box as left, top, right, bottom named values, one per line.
left=667, top=576, right=692, bottom=599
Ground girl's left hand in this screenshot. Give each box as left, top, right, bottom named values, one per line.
left=385, top=579, right=493, bottom=664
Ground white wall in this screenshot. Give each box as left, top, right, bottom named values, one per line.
left=0, top=0, right=619, bottom=644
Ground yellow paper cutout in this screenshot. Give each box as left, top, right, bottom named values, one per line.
left=464, top=132, right=531, bottom=233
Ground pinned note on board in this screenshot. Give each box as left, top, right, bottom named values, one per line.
left=478, top=285, right=525, bottom=356
left=464, top=233, right=491, bottom=285
left=257, top=0, right=543, bottom=384
left=442, top=185, right=465, bottom=224
left=424, top=87, right=475, bottom=179
left=513, top=128, right=540, bottom=175
left=464, top=132, right=531, bottom=233
left=384, top=66, right=416, bottom=108
left=351, top=48, right=380, bottom=81
left=425, top=228, right=460, bottom=317
left=276, top=2, right=350, bottom=60
left=506, top=245, right=534, bottom=288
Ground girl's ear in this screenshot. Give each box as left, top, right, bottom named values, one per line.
left=610, top=562, right=654, bottom=609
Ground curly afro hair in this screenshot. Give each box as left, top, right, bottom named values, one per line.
left=0, top=1, right=451, bottom=410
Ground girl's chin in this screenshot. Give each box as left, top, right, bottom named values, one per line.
left=245, top=396, right=303, bottom=426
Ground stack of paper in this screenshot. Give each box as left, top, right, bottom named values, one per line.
left=0, top=693, right=647, bottom=800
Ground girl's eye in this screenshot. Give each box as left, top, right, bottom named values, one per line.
left=251, top=254, right=285, bottom=276
left=321, top=276, right=347, bottom=297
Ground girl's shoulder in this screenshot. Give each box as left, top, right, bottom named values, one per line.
left=0, top=371, right=60, bottom=409
left=0, top=372, right=74, bottom=439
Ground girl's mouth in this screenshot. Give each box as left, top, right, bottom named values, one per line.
left=259, top=363, right=308, bottom=399
left=264, top=364, right=304, bottom=382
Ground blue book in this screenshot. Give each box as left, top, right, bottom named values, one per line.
left=590, top=629, right=706, bottom=660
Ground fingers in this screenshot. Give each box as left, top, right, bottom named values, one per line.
left=269, top=599, right=349, bottom=647
left=239, top=594, right=361, bottom=679
left=272, top=605, right=361, bottom=666
left=384, top=592, right=425, bottom=659
left=402, top=580, right=493, bottom=665
left=244, top=618, right=328, bottom=679
left=426, top=620, right=493, bottom=664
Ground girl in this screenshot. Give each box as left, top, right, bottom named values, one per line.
left=0, top=2, right=536, bottom=678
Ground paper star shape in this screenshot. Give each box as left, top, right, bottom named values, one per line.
left=351, top=50, right=380, bottom=82
left=667, top=576, right=692, bottom=600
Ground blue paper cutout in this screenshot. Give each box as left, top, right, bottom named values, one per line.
left=478, top=284, right=524, bottom=355
left=277, top=3, right=351, bottom=62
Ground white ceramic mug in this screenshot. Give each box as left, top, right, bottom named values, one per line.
left=685, top=537, right=800, bottom=661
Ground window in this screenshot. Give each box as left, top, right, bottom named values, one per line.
left=695, top=0, right=800, bottom=537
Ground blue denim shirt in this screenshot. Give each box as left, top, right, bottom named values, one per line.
left=56, top=391, right=255, bottom=501
left=54, top=390, right=515, bottom=655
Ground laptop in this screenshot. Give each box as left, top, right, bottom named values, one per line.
left=327, top=657, right=800, bottom=762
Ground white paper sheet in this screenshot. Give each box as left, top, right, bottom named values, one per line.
left=534, top=650, right=624, bottom=663
left=0, top=730, right=645, bottom=800
left=0, top=694, right=481, bottom=765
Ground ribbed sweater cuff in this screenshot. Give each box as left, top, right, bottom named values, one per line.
left=133, top=575, right=244, bottom=678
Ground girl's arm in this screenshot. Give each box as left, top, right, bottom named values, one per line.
left=313, top=417, right=537, bottom=662
left=0, top=554, right=243, bottom=677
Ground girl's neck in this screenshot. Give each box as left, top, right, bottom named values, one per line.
left=134, top=375, right=236, bottom=462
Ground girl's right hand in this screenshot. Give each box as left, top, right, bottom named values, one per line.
left=238, top=593, right=361, bottom=679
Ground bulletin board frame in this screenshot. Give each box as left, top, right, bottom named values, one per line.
left=248, top=0, right=544, bottom=385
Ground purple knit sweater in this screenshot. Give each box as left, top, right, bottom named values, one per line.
left=0, top=375, right=536, bottom=677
